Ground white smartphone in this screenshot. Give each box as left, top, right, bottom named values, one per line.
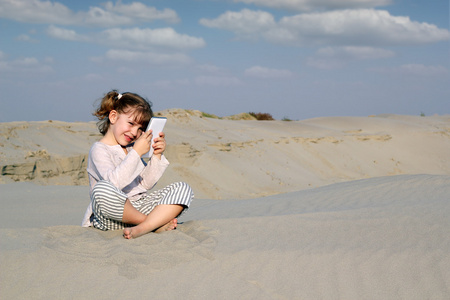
left=144, top=117, right=167, bottom=157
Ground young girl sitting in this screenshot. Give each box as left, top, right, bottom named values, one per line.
left=81, top=90, right=193, bottom=239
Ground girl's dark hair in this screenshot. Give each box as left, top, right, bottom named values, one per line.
left=93, top=90, right=153, bottom=135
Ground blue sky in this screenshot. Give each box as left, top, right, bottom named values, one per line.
left=0, top=0, right=449, bottom=122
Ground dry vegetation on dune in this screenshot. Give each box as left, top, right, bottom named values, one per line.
left=162, top=109, right=277, bottom=121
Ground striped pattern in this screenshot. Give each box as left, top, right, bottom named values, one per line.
left=91, top=180, right=193, bottom=231
left=91, top=181, right=130, bottom=230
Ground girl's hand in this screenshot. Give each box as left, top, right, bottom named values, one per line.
left=152, top=132, right=166, bottom=157
left=133, top=130, right=153, bottom=157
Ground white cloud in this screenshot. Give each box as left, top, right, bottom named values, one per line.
left=44, top=57, right=54, bottom=64
left=153, top=80, right=172, bottom=89
left=47, top=25, right=89, bottom=42
left=89, top=56, right=104, bottom=64
left=306, top=57, right=345, bottom=69
left=102, top=1, right=179, bottom=24
left=197, top=64, right=224, bottom=73
left=14, top=57, right=40, bottom=66
left=0, top=0, right=179, bottom=27
left=233, top=0, right=392, bottom=12
left=245, top=66, right=293, bottom=78
left=400, top=64, right=448, bottom=76
left=194, top=75, right=242, bottom=86
left=153, top=79, right=190, bottom=89
left=45, top=25, right=205, bottom=52
left=104, top=49, right=192, bottom=65
left=82, top=6, right=127, bottom=27
left=200, top=9, right=275, bottom=40
left=15, top=34, right=39, bottom=43
left=326, top=46, right=395, bottom=60
left=307, top=46, right=395, bottom=69
left=276, top=9, right=450, bottom=45
left=201, top=9, right=450, bottom=46
left=196, top=64, right=234, bottom=78
left=84, top=73, right=103, bottom=81
left=116, top=66, right=136, bottom=75
left=176, top=79, right=190, bottom=86
left=372, top=64, right=449, bottom=76
left=0, top=54, right=53, bottom=73
left=0, top=0, right=75, bottom=24
left=100, top=27, right=205, bottom=50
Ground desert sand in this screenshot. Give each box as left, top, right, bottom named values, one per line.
left=1, top=111, right=449, bottom=299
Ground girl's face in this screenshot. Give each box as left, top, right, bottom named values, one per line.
left=109, top=109, right=145, bottom=147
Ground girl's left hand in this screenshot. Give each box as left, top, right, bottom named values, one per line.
left=152, top=132, right=166, bottom=156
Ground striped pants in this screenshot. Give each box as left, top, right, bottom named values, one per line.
left=91, top=180, right=193, bottom=231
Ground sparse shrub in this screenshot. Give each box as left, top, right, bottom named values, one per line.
left=248, top=112, right=274, bottom=121
left=201, top=112, right=219, bottom=119
left=282, top=116, right=292, bottom=121
left=223, top=113, right=256, bottom=120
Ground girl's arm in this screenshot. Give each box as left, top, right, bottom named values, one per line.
left=139, top=154, right=170, bottom=190
left=89, top=143, right=145, bottom=190
left=138, top=132, right=169, bottom=189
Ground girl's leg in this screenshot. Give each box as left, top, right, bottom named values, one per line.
left=122, top=199, right=146, bottom=224
left=123, top=204, right=184, bottom=239
left=122, top=199, right=177, bottom=230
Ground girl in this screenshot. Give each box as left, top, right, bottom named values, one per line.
left=81, top=90, right=193, bottom=239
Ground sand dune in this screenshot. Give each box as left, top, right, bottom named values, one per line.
left=1, top=111, right=449, bottom=198
left=1, top=175, right=449, bottom=299
left=1, top=112, right=449, bottom=299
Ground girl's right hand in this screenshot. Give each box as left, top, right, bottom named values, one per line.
left=133, top=130, right=153, bottom=157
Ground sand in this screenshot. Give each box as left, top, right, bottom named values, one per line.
left=1, top=112, right=449, bottom=299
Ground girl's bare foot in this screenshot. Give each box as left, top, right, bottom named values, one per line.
left=123, top=227, right=135, bottom=239
left=123, top=218, right=178, bottom=239
left=154, top=218, right=178, bottom=233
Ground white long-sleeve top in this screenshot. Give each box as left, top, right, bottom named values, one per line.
left=81, top=141, right=169, bottom=227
